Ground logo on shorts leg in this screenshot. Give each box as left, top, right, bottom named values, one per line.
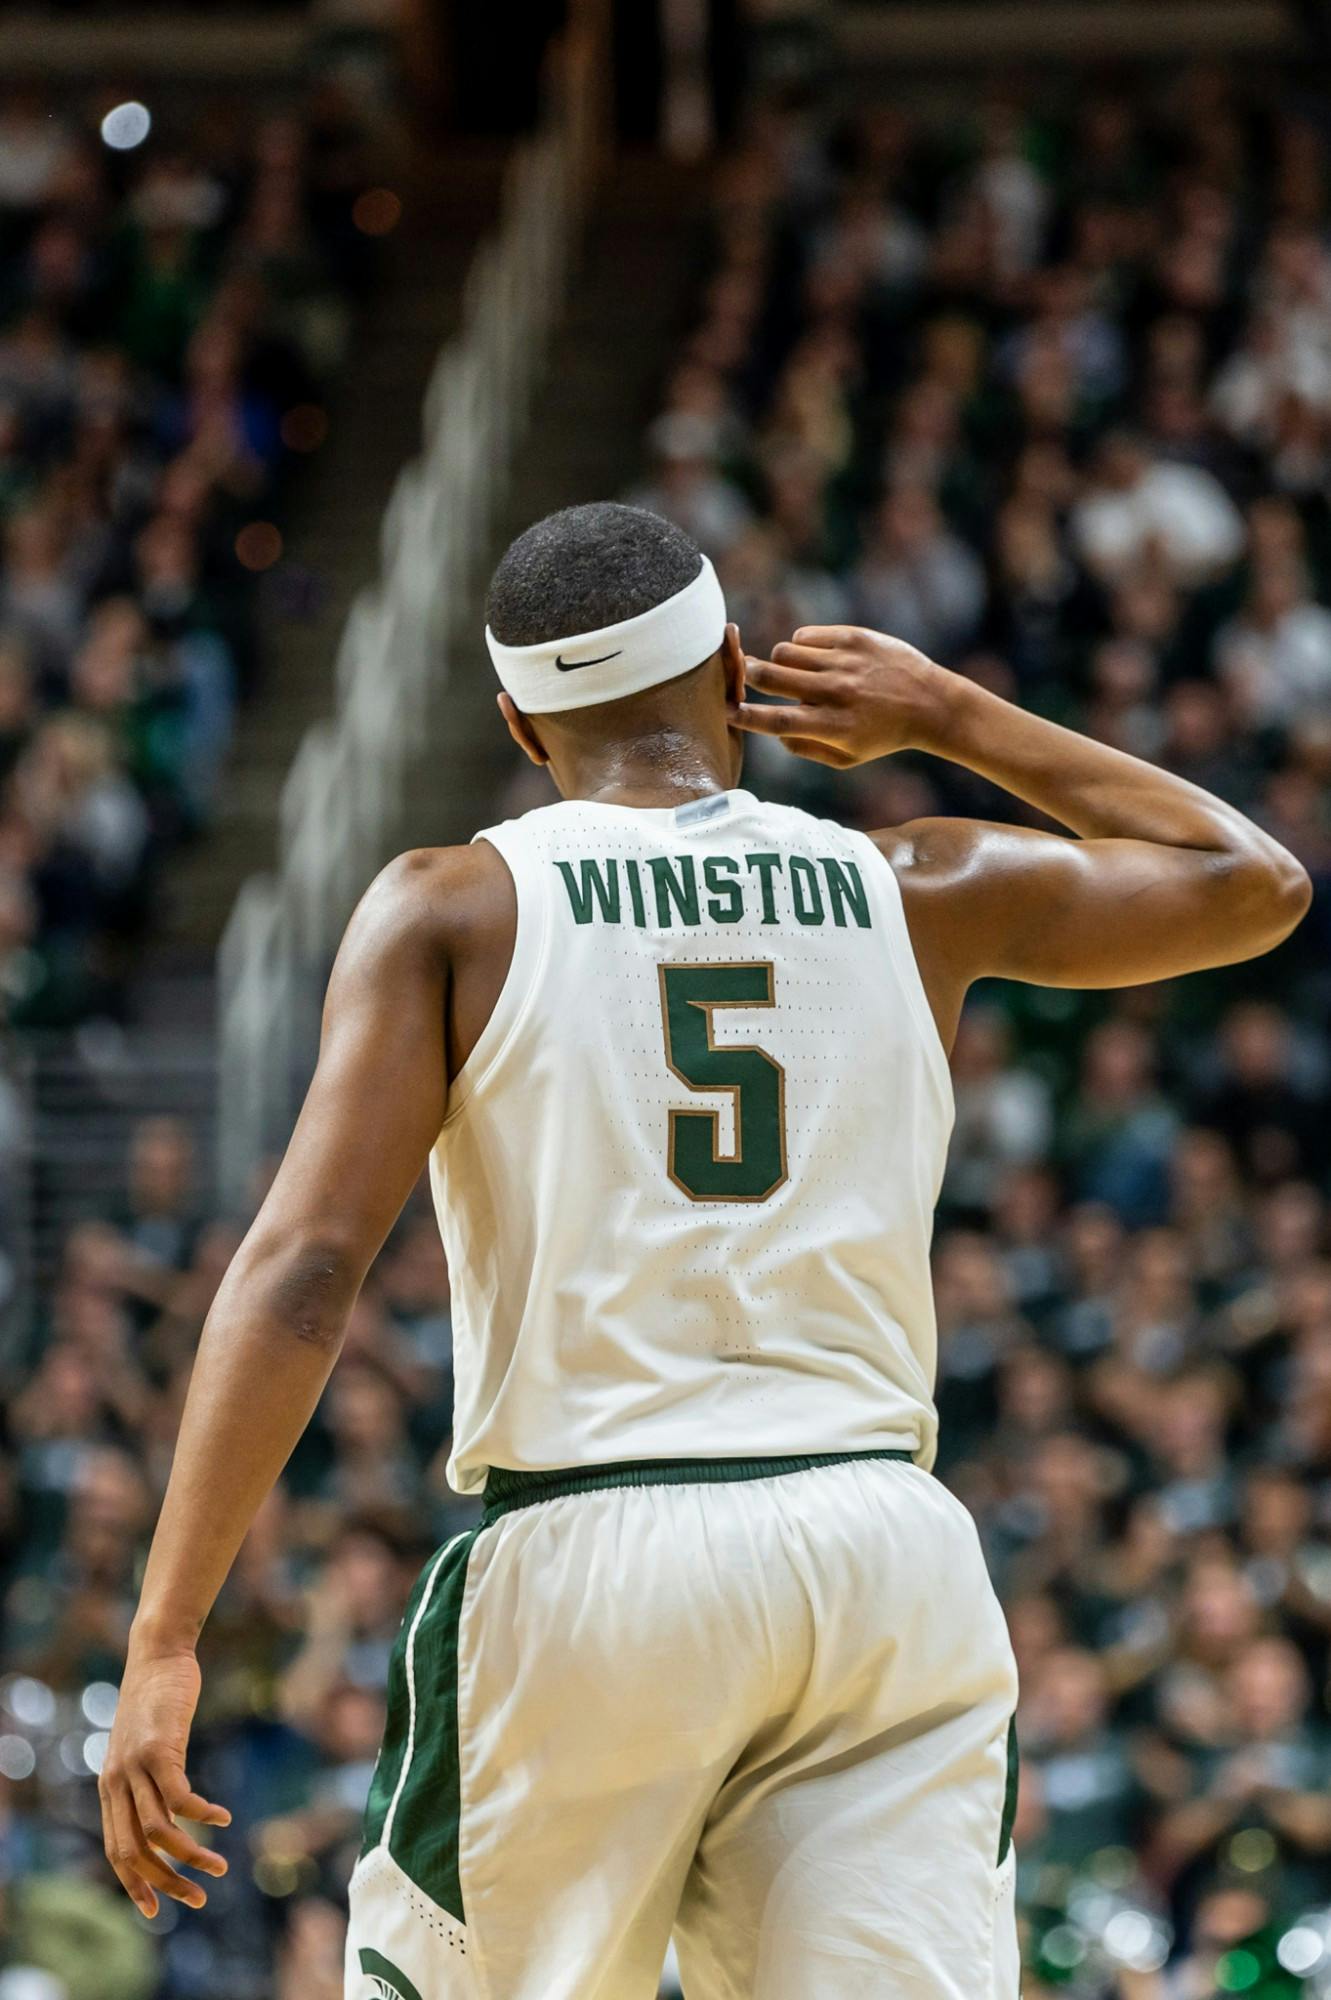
left=359, top=1948, right=424, bottom=2000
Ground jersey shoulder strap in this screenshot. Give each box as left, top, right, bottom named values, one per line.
left=442, top=810, right=553, bottom=1117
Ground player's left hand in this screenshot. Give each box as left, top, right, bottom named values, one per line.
left=732, top=626, right=951, bottom=765
left=99, top=1643, right=231, bottom=1917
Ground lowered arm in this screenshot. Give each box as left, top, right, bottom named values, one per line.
left=100, top=850, right=457, bottom=1918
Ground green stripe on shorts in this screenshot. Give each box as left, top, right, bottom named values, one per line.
left=998, top=1718, right=1019, bottom=1867
left=362, top=1526, right=481, bottom=1923
left=361, top=1543, right=448, bottom=1853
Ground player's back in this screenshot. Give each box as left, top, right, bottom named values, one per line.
left=432, top=787, right=953, bottom=1493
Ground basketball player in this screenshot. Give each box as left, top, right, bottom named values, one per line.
left=101, top=505, right=1308, bottom=1998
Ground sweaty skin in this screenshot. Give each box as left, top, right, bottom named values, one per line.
left=99, top=623, right=1309, bottom=1917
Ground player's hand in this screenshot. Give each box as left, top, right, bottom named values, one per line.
left=733, top=626, right=954, bottom=766
left=99, top=1643, right=231, bottom=1918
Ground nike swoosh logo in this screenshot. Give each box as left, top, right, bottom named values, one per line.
left=555, top=649, right=622, bottom=671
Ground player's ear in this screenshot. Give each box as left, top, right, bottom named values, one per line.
left=721, top=622, right=745, bottom=709
left=499, top=692, right=549, bottom=766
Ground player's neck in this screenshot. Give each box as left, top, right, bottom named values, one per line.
left=557, top=739, right=736, bottom=812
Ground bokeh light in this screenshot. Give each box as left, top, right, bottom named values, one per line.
left=235, top=521, right=284, bottom=572
left=0, top=1735, right=36, bottom=1781
left=1277, top=1926, right=1324, bottom=1976
left=353, top=188, right=403, bottom=236
left=100, top=101, right=152, bottom=150
left=281, top=404, right=329, bottom=454
left=81, top=1682, right=119, bottom=1728
left=4, top=1677, right=55, bottom=1729
left=1216, top=1948, right=1262, bottom=1992
left=1230, top=1827, right=1277, bottom=1873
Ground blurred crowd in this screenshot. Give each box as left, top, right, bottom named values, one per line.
left=5, top=53, right=1331, bottom=2000
left=627, top=59, right=1331, bottom=2000
left=1, top=1115, right=465, bottom=2000
left=0, top=79, right=384, bottom=1029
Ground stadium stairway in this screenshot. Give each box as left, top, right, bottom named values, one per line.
left=132, top=152, right=707, bottom=1025
left=393, top=153, right=710, bottom=858
left=130, top=150, right=509, bottom=1026
left=15, top=168, right=487, bottom=1285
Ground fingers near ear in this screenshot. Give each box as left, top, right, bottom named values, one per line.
left=744, top=657, right=824, bottom=698
left=731, top=701, right=807, bottom=736
left=791, top=625, right=859, bottom=649
left=783, top=738, right=845, bottom=766
left=770, top=640, right=845, bottom=672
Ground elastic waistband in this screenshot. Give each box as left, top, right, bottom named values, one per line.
left=480, top=1449, right=915, bottom=1521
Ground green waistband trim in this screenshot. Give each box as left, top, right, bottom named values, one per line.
left=480, top=1449, right=915, bottom=1521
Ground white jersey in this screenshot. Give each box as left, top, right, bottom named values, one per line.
left=431, top=789, right=953, bottom=1494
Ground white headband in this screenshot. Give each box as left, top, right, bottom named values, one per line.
left=485, top=554, right=726, bottom=714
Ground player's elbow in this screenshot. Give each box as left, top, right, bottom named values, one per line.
left=243, top=1228, right=365, bottom=1349
left=1213, top=841, right=1312, bottom=953
left=1274, top=850, right=1314, bottom=932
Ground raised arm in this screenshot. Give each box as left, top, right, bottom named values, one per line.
left=736, top=627, right=1310, bottom=1044
left=100, top=849, right=464, bottom=1919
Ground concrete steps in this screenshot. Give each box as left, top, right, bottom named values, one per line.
left=133, top=152, right=508, bottom=1013
left=397, top=153, right=710, bottom=856
left=132, top=152, right=706, bottom=1027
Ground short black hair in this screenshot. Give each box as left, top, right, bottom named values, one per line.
left=486, top=502, right=703, bottom=646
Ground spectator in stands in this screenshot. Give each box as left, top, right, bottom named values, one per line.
left=1021, top=1647, right=1145, bottom=1865
left=1062, top=1022, right=1179, bottom=1226
left=851, top=483, right=986, bottom=661
left=1214, top=552, right=1331, bottom=728
left=1201, top=1003, right=1327, bottom=1187
left=1071, top=430, right=1246, bottom=589
left=626, top=415, right=754, bottom=557
left=100, top=1115, right=202, bottom=1285
left=945, top=1007, right=1054, bottom=1215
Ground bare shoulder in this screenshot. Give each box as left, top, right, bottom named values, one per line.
left=868, top=812, right=1065, bottom=950
left=371, top=841, right=513, bottom=919
left=868, top=817, right=1004, bottom=898
left=341, top=841, right=515, bottom=973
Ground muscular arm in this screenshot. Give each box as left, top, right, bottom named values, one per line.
left=736, top=628, right=1310, bottom=1044
left=100, top=848, right=471, bottom=1917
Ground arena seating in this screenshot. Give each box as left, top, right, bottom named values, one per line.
left=605, top=63, right=1331, bottom=1993
left=3, top=45, right=1331, bottom=2000
left=0, top=78, right=379, bottom=1029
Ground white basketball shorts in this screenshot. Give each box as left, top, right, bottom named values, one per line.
left=345, top=1451, right=1020, bottom=2000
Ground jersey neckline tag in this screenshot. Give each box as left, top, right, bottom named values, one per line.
left=674, top=792, right=732, bottom=830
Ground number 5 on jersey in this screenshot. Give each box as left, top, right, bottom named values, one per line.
left=658, top=963, right=789, bottom=1202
